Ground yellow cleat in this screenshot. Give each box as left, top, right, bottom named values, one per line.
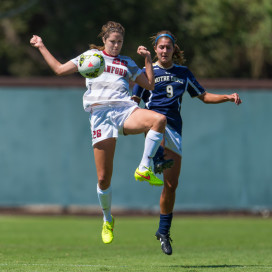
left=134, top=167, right=164, bottom=186
left=101, top=216, right=114, bottom=244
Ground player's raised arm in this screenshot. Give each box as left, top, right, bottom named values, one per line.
left=30, top=35, right=77, bottom=76
left=198, top=92, right=242, bottom=105
left=134, top=46, right=155, bottom=90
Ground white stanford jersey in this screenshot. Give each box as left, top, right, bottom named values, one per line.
left=132, top=63, right=206, bottom=135
left=71, top=49, right=141, bottom=112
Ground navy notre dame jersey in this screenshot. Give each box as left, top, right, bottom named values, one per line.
left=132, top=63, right=206, bottom=135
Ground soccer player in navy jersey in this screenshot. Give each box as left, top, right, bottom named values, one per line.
left=132, top=30, right=242, bottom=255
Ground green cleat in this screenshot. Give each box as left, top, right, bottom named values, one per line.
left=134, top=167, right=164, bottom=186
left=101, top=216, right=114, bottom=244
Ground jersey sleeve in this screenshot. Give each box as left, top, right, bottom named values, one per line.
left=185, top=69, right=206, bottom=97
left=70, top=56, right=78, bottom=66
left=70, top=49, right=93, bottom=67
left=126, top=58, right=142, bottom=81
left=132, top=83, right=144, bottom=99
left=132, top=83, right=151, bottom=105
left=132, top=66, right=146, bottom=98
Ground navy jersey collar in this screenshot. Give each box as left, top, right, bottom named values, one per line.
left=155, top=61, right=174, bottom=70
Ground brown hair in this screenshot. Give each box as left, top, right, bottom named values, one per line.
left=89, top=21, right=125, bottom=51
left=151, top=30, right=185, bottom=65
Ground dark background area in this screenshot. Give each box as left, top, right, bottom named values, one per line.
left=1, top=0, right=272, bottom=79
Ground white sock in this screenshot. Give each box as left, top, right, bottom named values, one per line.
left=97, top=184, right=112, bottom=222
left=139, top=129, right=163, bottom=172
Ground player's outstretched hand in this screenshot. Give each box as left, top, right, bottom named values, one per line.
left=137, top=46, right=151, bottom=58
left=228, top=93, right=242, bottom=105
left=30, top=35, right=44, bottom=48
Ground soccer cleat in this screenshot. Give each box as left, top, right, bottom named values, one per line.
left=101, top=216, right=114, bottom=244
left=134, top=167, right=164, bottom=186
left=155, top=230, right=173, bottom=255
left=154, top=157, right=174, bottom=174
left=153, top=145, right=174, bottom=174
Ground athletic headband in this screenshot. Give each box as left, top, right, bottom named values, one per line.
left=155, top=34, right=175, bottom=45
left=108, top=27, right=124, bottom=34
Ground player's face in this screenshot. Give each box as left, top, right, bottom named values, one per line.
left=103, top=32, right=123, bottom=57
left=154, top=37, right=174, bottom=68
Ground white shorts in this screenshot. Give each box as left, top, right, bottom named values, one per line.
left=89, top=101, right=139, bottom=146
left=164, top=125, right=182, bottom=156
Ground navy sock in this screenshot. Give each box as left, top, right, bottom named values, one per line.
left=158, top=213, right=173, bottom=235
left=153, top=145, right=164, bottom=164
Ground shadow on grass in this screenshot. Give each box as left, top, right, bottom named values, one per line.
left=164, top=265, right=271, bottom=269
left=167, top=265, right=242, bottom=268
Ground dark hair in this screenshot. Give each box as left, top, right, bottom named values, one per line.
left=151, top=30, right=185, bottom=65
left=89, top=21, right=125, bottom=51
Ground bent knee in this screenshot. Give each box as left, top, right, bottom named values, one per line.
left=97, top=175, right=111, bottom=190
left=153, top=113, right=167, bottom=130
left=159, top=114, right=167, bottom=126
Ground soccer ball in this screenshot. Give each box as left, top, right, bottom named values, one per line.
left=78, top=52, right=105, bottom=78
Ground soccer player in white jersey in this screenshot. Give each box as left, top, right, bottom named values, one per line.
left=132, top=30, right=242, bottom=255
left=30, top=21, right=167, bottom=244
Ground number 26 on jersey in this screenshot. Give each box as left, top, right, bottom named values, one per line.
left=93, top=129, right=102, bottom=139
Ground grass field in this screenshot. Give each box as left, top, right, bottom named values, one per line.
left=0, top=215, right=271, bottom=272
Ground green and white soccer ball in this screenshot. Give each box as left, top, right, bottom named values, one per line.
left=78, top=52, right=105, bottom=78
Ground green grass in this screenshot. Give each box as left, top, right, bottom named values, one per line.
left=0, top=215, right=271, bottom=272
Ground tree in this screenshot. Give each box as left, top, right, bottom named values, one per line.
left=0, top=0, right=272, bottom=78
left=186, top=0, right=272, bottom=78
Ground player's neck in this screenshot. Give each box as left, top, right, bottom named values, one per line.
left=156, top=61, right=173, bottom=69
left=103, top=50, right=119, bottom=57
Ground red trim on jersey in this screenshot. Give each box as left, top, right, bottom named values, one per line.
left=103, top=50, right=119, bottom=57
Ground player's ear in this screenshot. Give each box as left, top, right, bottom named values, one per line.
left=102, top=37, right=106, bottom=44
